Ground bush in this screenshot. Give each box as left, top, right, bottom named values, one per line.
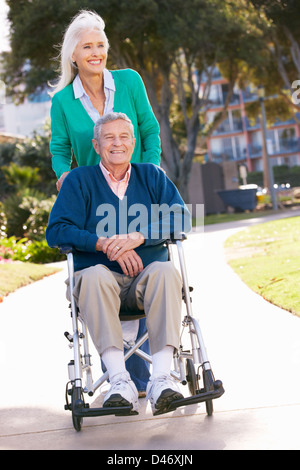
left=0, top=120, right=57, bottom=201
left=246, top=165, right=300, bottom=188
left=0, top=122, right=62, bottom=264
left=0, top=202, right=7, bottom=238
left=0, top=192, right=62, bottom=264
left=20, top=194, right=56, bottom=241
left=2, top=189, right=49, bottom=238
left=0, top=236, right=65, bottom=264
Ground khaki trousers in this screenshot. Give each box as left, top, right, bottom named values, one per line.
left=68, top=261, right=182, bottom=356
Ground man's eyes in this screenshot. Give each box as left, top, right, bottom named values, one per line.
left=105, top=135, right=130, bottom=140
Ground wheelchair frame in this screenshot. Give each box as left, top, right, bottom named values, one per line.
left=61, top=236, right=224, bottom=432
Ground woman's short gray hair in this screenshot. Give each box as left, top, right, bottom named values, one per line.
left=93, top=112, right=135, bottom=143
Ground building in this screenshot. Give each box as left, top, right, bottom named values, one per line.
left=0, top=88, right=51, bottom=138
left=203, top=69, right=300, bottom=172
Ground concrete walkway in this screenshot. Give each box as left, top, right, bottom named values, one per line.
left=0, top=209, right=300, bottom=450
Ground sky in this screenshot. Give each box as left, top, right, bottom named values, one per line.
left=0, top=0, right=10, bottom=53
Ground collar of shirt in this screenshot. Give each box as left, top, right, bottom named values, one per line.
left=73, top=70, right=115, bottom=121
left=73, top=69, right=115, bottom=98
left=99, top=161, right=131, bottom=200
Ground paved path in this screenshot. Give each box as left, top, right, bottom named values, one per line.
left=0, top=209, right=300, bottom=450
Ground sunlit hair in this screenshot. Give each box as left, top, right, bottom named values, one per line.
left=49, top=10, right=109, bottom=97
left=94, top=112, right=135, bottom=144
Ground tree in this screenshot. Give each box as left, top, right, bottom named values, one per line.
left=249, top=0, right=300, bottom=122
left=2, top=0, right=269, bottom=200
left=102, top=0, right=270, bottom=199
left=2, top=0, right=81, bottom=103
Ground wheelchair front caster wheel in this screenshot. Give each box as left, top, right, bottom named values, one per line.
left=72, top=413, right=83, bottom=432
left=203, top=369, right=214, bottom=416
left=185, top=358, right=198, bottom=396
left=72, top=386, right=84, bottom=432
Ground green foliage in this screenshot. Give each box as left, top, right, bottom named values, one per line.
left=2, top=189, right=46, bottom=238
left=245, top=96, right=294, bottom=128
left=0, top=236, right=64, bottom=264
left=0, top=202, right=7, bottom=238
left=0, top=121, right=56, bottom=200
left=0, top=236, right=31, bottom=261
left=0, top=0, right=273, bottom=199
left=1, top=163, right=40, bottom=189
left=20, top=194, right=56, bottom=241
left=0, top=141, right=17, bottom=165
left=12, top=120, right=57, bottom=196
left=3, top=0, right=82, bottom=102
left=0, top=119, right=59, bottom=263
left=245, top=166, right=300, bottom=188
left=225, top=216, right=300, bottom=316
left=18, top=239, right=65, bottom=264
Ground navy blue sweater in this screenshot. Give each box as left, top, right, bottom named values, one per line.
left=46, top=163, right=191, bottom=273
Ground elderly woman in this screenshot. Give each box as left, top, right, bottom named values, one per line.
left=49, top=10, right=161, bottom=395
left=50, top=10, right=161, bottom=190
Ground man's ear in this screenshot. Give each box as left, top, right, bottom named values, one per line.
left=92, top=139, right=99, bottom=155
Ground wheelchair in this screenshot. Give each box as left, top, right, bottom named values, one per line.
left=61, top=234, right=224, bottom=432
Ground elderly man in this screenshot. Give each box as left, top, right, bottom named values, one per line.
left=46, top=112, right=191, bottom=415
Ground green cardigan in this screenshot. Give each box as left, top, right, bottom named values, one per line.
left=50, top=69, right=161, bottom=178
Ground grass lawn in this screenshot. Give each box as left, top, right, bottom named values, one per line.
left=204, top=208, right=297, bottom=225
left=224, top=216, right=300, bottom=317
left=0, top=262, right=62, bottom=299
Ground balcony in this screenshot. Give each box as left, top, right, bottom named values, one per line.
left=248, top=139, right=300, bottom=158
left=276, top=139, right=300, bottom=154
left=210, top=147, right=245, bottom=163
left=209, top=93, right=240, bottom=109
left=213, top=121, right=243, bottom=135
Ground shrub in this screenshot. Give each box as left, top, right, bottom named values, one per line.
left=2, top=190, right=55, bottom=239
left=20, top=194, right=56, bottom=241
left=0, top=202, right=7, bottom=238
left=246, top=165, right=300, bottom=188
left=0, top=236, right=65, bottom=264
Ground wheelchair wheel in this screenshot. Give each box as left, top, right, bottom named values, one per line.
left=203, top=369, right=214, bottom=416
left=185, top=359, right=198, bottom=396
left=71, top=386, right=84, bottom=432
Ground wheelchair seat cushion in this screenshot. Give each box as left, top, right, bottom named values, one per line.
left=119, top=309, right=146, bottom=321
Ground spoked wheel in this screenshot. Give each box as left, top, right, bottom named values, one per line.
left=185, top=359, right=198, bottom=396
left=71, top=386, right=84, bottom=432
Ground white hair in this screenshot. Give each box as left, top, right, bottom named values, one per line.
left=94, top=112, right=135, bottom=143
left=49, top=10, right=109, bottom=97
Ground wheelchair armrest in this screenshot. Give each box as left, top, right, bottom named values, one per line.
left=59, top=246, right=75, bottom=255
left=168, top=232, right=187, bottom=244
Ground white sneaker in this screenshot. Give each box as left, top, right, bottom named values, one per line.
left=103, top=371, right=139, bottom=413
left=146, top=374, right=183, bottom=415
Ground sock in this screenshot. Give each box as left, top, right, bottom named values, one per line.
left=101, top=346, right=127, bottom=379
left=151, top=345, right=174, bottom=378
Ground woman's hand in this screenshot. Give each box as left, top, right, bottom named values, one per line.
left=56, top=171, right=70, bottom=191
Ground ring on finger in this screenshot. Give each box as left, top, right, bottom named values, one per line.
left=116, top=245, right=120, bottom=251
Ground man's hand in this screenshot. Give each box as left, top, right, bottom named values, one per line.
left=116, top=250, right=143, bottom=277
left=96, top=232, right=145, bottom=261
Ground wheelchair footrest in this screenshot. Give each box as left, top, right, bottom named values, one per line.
left=166, top=380, right=225, bottom=413
left=72, top=404, right=138, bottom=418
